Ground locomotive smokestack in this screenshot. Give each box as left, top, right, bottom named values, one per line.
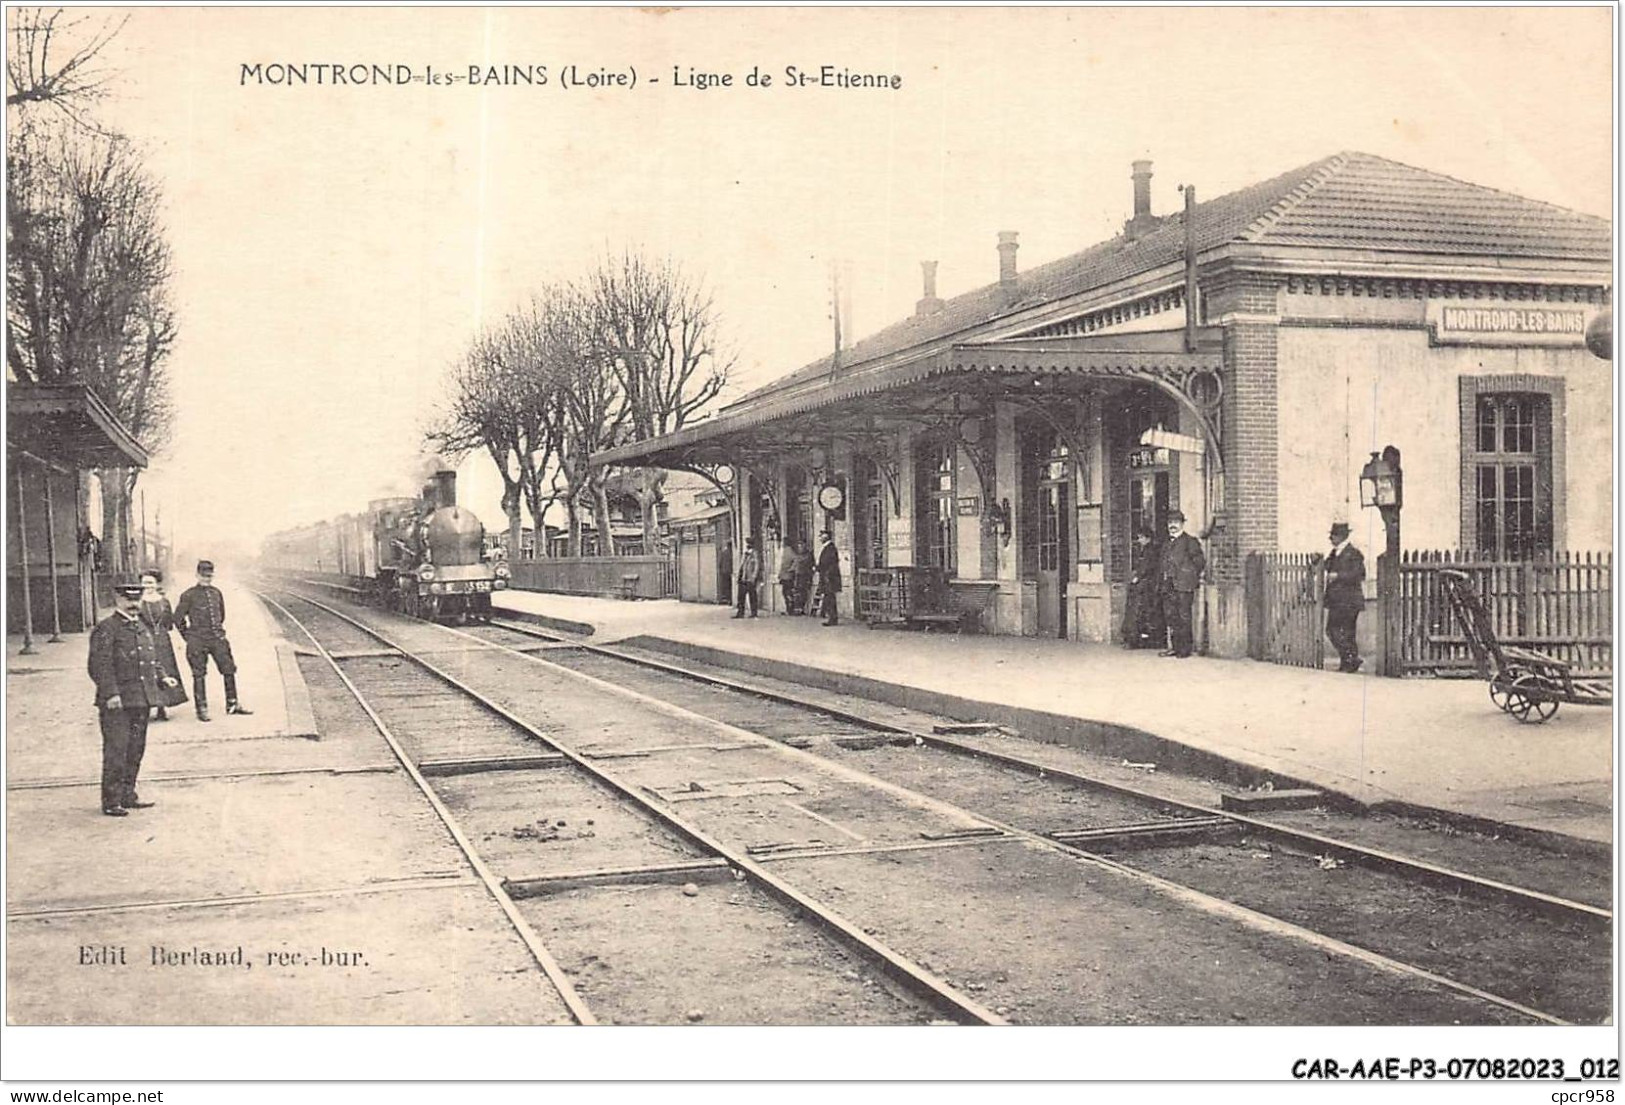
left=433, top=470, right=458, bottom=510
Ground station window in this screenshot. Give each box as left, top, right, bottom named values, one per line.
left=914, top=442, right=956, bottom=574
left=1467, top=393, right=1552, bottom=559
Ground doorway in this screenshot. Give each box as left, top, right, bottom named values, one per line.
left=851, top=455, right=887, bottom=570
left=1129, top=469, right=1170, bottom=578
left=1116, top=384, right=1181, bottom=586
left=1020, top=421, right=1071, bottom=639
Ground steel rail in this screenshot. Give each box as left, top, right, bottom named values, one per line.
left=273, top=590, right=1007, bottom=1026
left=258, top=592, right=599, bottom=1026
left=301, top=592, right=1570, bottom=1027
left=442, top=607, right=1574, bottom=1026
left=482, top=616, right=1612, bottom=928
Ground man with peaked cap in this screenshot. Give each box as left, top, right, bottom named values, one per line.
left=174, top=559, right=252, bottom=721
left=1323, top=521, right=1367, bottom=673
left=1158, top=510, right=1205, bottom=658
left=88, top=575, right=176, bottom=815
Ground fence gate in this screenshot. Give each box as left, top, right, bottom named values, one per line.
left=1245, top=552, right=1326, bottom=669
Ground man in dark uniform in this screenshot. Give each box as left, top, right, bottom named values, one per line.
left=174, top=559, right=253, bottom=721
left=815, top=529, right=842, bottom=626
left=1159, top=510, right=1205, bottom=658
left=1123, top=526, right=1166, bottom=649
left=1323, top=521, right=1367, bottom=673
left=88, top=575, right=175, bottom=815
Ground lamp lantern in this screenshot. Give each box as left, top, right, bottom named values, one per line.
left=1359, top=446, right=1403, bottom=512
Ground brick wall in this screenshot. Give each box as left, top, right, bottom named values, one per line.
left=1212, top=272, right=1281, bottom=584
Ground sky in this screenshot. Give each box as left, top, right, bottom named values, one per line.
left=44, top=5, right=1614, bottom=555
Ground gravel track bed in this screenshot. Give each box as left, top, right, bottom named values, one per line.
left=826, top=741, right=1609, bottom=1023
left=277, top=589, right=1586, bottom=1025
left=269, top=590, right=959, bottom=1024
left=771, top=842, right=1532, bottom=1026
left=516, top=879, right=934, bottom=1025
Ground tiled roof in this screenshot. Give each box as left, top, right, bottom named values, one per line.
left=1246, top=153, right=1612, bottom=258
left=732, top=152, right=1611, bottom=409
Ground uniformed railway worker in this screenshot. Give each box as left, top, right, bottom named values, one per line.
left=174, top=559, right=253, bottom=722
left=88, top=575, right=175, bottom=815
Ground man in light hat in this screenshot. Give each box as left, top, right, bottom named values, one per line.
left=175, top=559, right=252, bottom=721
left=88, top=575, right=176, bottom=815
left=1323, top=521, right=1366, bottom=673
left=733, top=536, right=762, bottom=618
left=1158, top=510, right=1205, bottom=658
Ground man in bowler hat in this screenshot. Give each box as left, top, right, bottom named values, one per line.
left=1159, top=511, right=1205, bottom=657
left=88, top=575, right=177, bottom=815
left=175, top=559, right=252, bottom=721
left=1323, top=521, right=1366, bottom=672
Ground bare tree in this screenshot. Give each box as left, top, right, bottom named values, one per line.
left=426, top=299, right=572, bottom=559
left=7, top=8, right=128, bottom=131
left=547, top=283, right=628, bottom=556
left=8, top=125, right=177, bottom=567
left=427, top=256, right=731, bottom=562
left=589, top=251, right=733, bottom=548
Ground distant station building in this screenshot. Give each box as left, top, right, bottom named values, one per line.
left=7, top=383, right=150, bottom=639
left=594, top=152, right=1612, bottom=654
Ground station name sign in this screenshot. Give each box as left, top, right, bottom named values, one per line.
left=1427, top=298, right=1596, bottom=347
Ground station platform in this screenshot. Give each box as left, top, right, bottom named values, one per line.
left=495, top=590, right=1616, bottom=848
left=4, top=581, right=573, bottom=1025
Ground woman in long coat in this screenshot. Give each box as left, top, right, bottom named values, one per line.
left=1122, top=528, right=1166, bottom=649
left=139, top=569, right=187, bottom=720
left=793, top=543, right=815, bottom=616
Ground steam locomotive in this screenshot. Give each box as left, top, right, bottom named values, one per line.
left=260, top=469, right=510, bottom=621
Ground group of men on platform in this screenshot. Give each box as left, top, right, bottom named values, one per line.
left=733, top=529, right=843, bottom=625
left=89, top=559, right=251, bottom=817
left=1124, top=515, right=1365, bottom=669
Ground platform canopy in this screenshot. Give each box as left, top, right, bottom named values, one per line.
left=593, top=328, right=1223, bottom=470
left=7, top=383, right=150, bottom=470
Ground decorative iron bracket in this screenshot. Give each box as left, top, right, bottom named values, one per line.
left=843, top=431, right=904, bottom=518
left=1005, top=395, right=1092, bottom=490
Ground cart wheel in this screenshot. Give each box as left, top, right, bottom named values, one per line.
left=1510, top=673, right=1559, bottom=723
left=1489, top=666, right=1527, bottom=713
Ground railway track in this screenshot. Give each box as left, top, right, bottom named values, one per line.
left=265, top=581, right=1609, bottom=1024
left=264, top=589, right=1002, bottom=1026
left=483, top=618, right=1612, bottom=896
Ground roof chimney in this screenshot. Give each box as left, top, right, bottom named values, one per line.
left=916, top=260, right=944, bottom=317
left=997, top=231, right=1019, bottom=293
left=1124, top=160, right=1160, bottom=240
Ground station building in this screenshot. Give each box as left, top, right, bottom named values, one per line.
left=595, top=152, right=1612, bottom=655
left=7, top=383, right=151, bottom=637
